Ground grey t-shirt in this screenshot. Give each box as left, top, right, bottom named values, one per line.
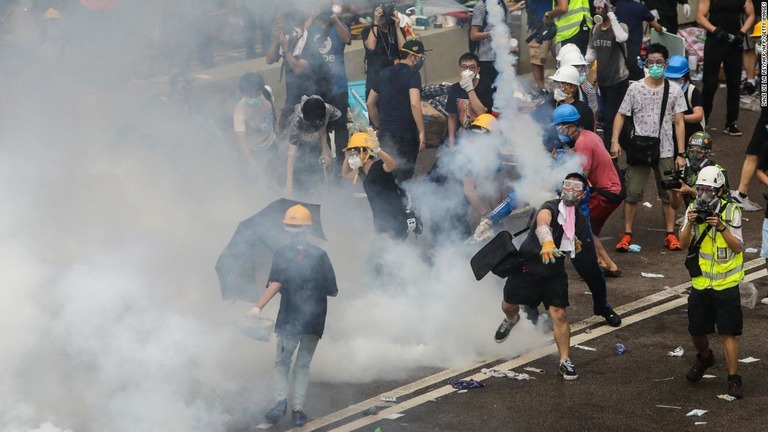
left=472, top=0, right=513, bottom=62
left=618, top=79, right=687, bottom=158
left=589, top=24, right=629, bottom=86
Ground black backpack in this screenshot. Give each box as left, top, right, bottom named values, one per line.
left=468, top=0, right=509, bottom=53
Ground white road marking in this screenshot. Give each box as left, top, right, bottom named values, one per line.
left=296, top=259, right=767, bottom=432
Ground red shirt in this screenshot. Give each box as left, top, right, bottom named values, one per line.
left=574, top=129, right=622, bottom=194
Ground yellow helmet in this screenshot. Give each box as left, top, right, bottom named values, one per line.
left=752, top=20, right=767, bottom=37
left=471, top=114, right=498, bottom=132
left=283, top=205, right=312, bottom=227
left=344, top=132, right=373, bottom=151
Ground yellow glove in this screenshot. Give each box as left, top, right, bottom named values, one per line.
left=575, top=238, right=582, bottom=253
left=540, top=239, right=563, bottom=264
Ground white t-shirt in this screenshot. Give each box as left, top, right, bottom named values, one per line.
left=233, top=95, right=276, bottom=151
left=619, top=79, right=687, bottom=158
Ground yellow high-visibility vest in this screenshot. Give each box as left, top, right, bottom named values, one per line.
left=554, top=0, right=592, bottom=43
left=691, top=200, right=744, bottom=290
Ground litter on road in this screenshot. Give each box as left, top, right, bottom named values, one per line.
left=641, top=272, right=665, bottom=278
left=381, top=395, right=397, bottom=402
left=643, top=202, right=653, bottom=208
left=762, top=297, right=768, bottom=305
left=745, top=247, right=759, bottom=253
left=686, top=409, right=708, bottom=417
left=738, top=356, right=760, bottom=363
left=574, top=344, right=597, bottom=351
left=628, top=244, right=641, bottom=252
left=668, top=346, right=685, bottom=357
left=652, top=377, right=675, bottom=381
left=254, top=423, right=272, bottom=429
left=448, top=379, right=485, bottom=390
left=384, top=413, right=405, bottom=420
left=523, top=367, right=545, bottom=374
left=656, top=405, right=681, bottom=409
left=480, top=368, right=533, bottom=380
left=695, top=422, right=707, bottom=425
left=717, top=394, right=738, bottom=402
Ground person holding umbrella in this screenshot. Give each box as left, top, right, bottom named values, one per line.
left=247, top=204, right=338, bottom=427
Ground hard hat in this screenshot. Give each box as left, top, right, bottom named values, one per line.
left=556, top=44, right=581, bottom=61
left=551, top=104, right=581, bottom=125
left=283, top=205, right=312, bottom=227
left=687, top=131, right=712, bottom=151
left=751, top=20, right=768, bottom=37
left=43, top=7, right=61, bottom=20
left=471, top=113, right=498, bottom=132
left=695, top=166, right=725, bottom=189
left=664, top=55, right=689, bottom=79
left=344, top=132, right=373, bottom=151
left=558, top=51, right=588, bottom=68
left=549, top=65, right=581, bottom=86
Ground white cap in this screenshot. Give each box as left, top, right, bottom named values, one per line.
left=549, top=65, right=581, bottom=86
left=559, top=51, right=589, bottom=67
left=556, top=44, right=581, bottom=61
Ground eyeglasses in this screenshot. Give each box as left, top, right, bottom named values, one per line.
left=460, top=64, right=479, bottom=71
left=645, top=59, right=666, bottom=67
left=562, top=179, right=585, bottom=191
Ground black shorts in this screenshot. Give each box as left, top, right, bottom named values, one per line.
left=687, top=286, right=743, bottom=336
left=503, top=273, right=570, bottom=309
left=746, top=116, right=768, bottom=156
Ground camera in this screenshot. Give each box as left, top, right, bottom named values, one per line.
left=380, top=2, right=396, bottom=23
left=318, top=4, right=334, bottom=19
left=693, top=201, right=715, bottom=224
left=660, top=169, right=685, bottom=190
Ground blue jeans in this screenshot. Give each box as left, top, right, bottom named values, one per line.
left=274, top=334, right=320, bottom=410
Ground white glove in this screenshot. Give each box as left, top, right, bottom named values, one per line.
left=248, top=306, right=262, bottom=318
left=473, top=218, right=494, bottom=241
left=650, top=9, right=660, bottom=20
left=460, top=74, right=474, bottom=93
left=683, top=4, right=691, bottom=18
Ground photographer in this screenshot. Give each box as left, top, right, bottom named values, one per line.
left=668, top=132, right=729, bottom=211
left=362, top=3, right=406, bottom=99
left=678, top=166, right=745, bottom=400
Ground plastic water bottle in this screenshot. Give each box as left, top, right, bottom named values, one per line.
left=615, top=343, right=627, bottom=355
left=636, top=56, right=643, bottom=69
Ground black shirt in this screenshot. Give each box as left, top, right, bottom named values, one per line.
left=708, top=0, right=746, bottom=33
left=444, top=82, right=494, bottom=130
left=363, top=159, right=407, bottom=239
left=269, top=242, right=338, bottom=337
left=673, top=85, right=704, bottom=149
left=362, top=24, right=406, bottom=93
left=283, top=39, right=332, bottom=107
left=373, top=63, right=422, bottom=137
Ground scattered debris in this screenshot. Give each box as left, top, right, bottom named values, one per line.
left=254, top=423, right=272, bottom=429
left=641, top=272, right=665, bottom=278
left=656, top=405, right=681, bottom=409
left=584, top=291, right=592, bottom=295
left=702, top=374, right=717, bottom=379
left=448, top=379, right=485, bottom=390
left=457, top=390, right=467, bottom=394
left=642, top=201, right=653, bottom=208
left=584, top=328, right=592, bottom=334
left=574, top=344, right=597, bottom=351
left=762, top=297, right=768, bottom=305
left=380, top=396, right=397, bottom=402
left=615, top=343, right=627, bottom=355
left=668, top=346, right=685, bottom=357
left=738, top=356, right=760, bottom=363
left=653, top=377, right=675, bottom=382
left=717, top=394, right=737, bottom=402
left=363, top=406, right=383, bottom=416
left=384, top=413, right=405, bottom=420
left=523, top=367, right=545, bottom=374
left=686, top=409, right=708, bottom=417
left=695, top=422, right=707, bottom=426
left=628, top=244, right=641, bottom=253
left=745, top=247, right=759, bottom=254
left=480, top=368, right=532, bottom=380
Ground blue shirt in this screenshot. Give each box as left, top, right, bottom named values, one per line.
left=614, top=0, right=656, bottom=48
left=309, top=22, right=350, bottom=96
left=526, top=0, right=553, bottom=29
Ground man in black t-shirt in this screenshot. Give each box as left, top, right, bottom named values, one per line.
left=361, top=5, right=407, bottom=99
left=367, top=39, right=429, bottom=182
left=248, top=205, right=338, bottom=428
left=445, top=52, right=494, bottom=147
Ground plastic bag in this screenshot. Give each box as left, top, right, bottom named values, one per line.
left=740, top=282, right=758, bottom=309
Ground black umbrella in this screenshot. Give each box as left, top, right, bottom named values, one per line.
left=215, top=198, right=326, bottom=302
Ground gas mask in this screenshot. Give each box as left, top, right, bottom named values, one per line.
left=413, top=55, right=426, bottom=71
left=561, top=179, right=584, bottom=206
left=347, top=154, right=362, bottom=171
left=687, top=153, right=708, bottom=171
left=695, top=187, right=718, bottom=208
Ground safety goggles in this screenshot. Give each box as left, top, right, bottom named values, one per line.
left=686, top=148, right=710, bottom=157
left=562, top=179, right=585, bottom=191
left=555, top=123, right=575, bottom=133
left=695, top=185, right=717, bottom=195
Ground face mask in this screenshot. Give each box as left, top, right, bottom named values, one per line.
left=696, top=189, right=718, bottom=207
left=687, top=156, right=707, bottom=170
left=347, top=154, right=362, bottom=170
left=648, top=64, right=665, bottom=79
left=557, top=132, right=573, bottom=144
left=579, top=72, right=587, bottom=84
left=413, top=56, right=425, bottom=71
left=245, top=97, right=261, bottom=107
left=561, top=190, right=581, bottom=206
left=553, top=88, right=568, bottom=102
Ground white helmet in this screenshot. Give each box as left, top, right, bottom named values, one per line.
left=695, top=166, right=725, bottom=189
left=556, top=44, right=581, bottom=62
left=549, top=65, right=581, bottom=86
left=559, top=51, right=589, bottom=67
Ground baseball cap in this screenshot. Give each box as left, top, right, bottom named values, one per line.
left=400, top=40, right=431, bottom=56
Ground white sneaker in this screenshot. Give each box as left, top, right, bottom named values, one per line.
left=761, top=297, right=768, bottom=305
left=730, top=190, right=763, bottom=212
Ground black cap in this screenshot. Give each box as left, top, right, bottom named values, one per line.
left=400, top=40, right=430, bottom=56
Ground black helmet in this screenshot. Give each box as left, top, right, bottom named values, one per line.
left=687, top=131, right=712, bottom=151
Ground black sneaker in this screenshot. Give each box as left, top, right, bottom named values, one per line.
left=741, top=81, right=756, bottom=95
left=724, top=123, right=742, bottom=136
left=292, top=410, right=308, bottom=427
left=686, top=349, right=716, bottom=382
left=559, top=358, right=578, bottom=380
left=494, top=314, right=520, bottom=343
left=265, top=399, right=287, bottom=424
left=727, top=374, right=743, bottom=399
left=600, top=308, right=622, bottom=327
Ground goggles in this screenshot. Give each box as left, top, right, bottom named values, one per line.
left=695, top=185, right=717, bottom=195
left=687, top=148, right=709, bottom=157
left=562, top=179, right=585, bottom=191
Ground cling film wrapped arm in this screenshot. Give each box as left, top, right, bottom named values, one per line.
left=487, top=188, right=518, bottom=224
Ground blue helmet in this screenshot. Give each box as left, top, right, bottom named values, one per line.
left=665, top=55, right=689, bottom=79
left=551, top=104, right=581, bottom=126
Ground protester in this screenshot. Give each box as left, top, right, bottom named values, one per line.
left=306, top=1, right=351, bottom=171
left=284, top=96, right=341, bottom=199
left=233, top=72, right=278, bottom=178
left=526, top=0, right=556, bottom=93
left=367, top=39, right=428, bottom=182
left=643, top=0, right=691, bottom=34
left=614, top=0, right=665, bottom=81
left=470, top=0, right=524, bottom=92
left=740, top=14, right=758, bottom=96
left=545, top=0, right=592, bottom=54
left=665, top=55, right=705, bottom=151
left=586, top=1, right=629, bottom=151
left=361, top=3, right=406, bottom=98
left=558, top=49, right=598, bottom=116
left=730, top=104, right=768, bottom=211
left=678, top=166, right=744, bottom=400
left=549, top=65, right=595, bottom=131
left=445, top=52, right=494, bottom=147
left=249, top=205, right=338, bottom=427
left=697, top=0, right=755, bottom=136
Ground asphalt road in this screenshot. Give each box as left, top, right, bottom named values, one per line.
left=236, top=86, right=768, bottom=432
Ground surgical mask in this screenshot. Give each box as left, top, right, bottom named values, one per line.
left=648, top=64, right=665, bottom=79
left=347, top=154, right=362, bottom=170
left=413, top=56, right=425, bottom=71
left=579, top=72, right=587, bottom=84
left=553, top=88, right=568, bottom=102
left=245, top=97, right=261, bottom=107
